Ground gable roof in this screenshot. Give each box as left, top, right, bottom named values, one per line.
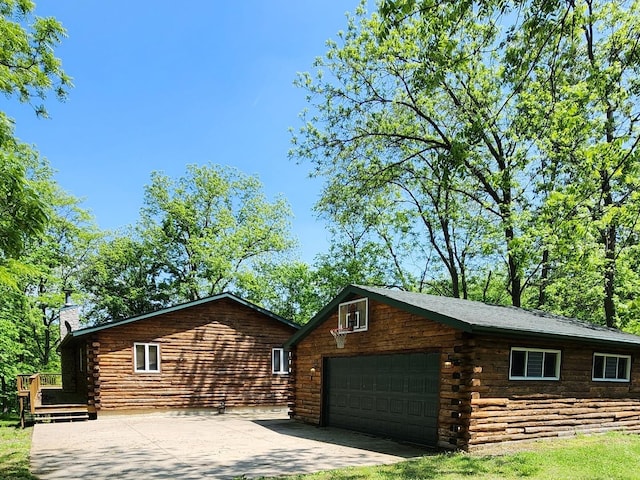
left=285, top=284, right=640, bottom=349
left=61, top=292, right=298, bottom=346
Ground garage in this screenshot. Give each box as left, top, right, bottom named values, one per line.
left=324, top=352, right=440, bottom=445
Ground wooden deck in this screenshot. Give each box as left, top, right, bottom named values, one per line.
left=17, top=373, right=91, bottom=427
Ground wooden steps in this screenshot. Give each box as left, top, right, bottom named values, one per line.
left=33, top=404, right=90, bottom=423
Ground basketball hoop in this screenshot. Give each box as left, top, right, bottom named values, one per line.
left=331, top=328, right=349, bottom=349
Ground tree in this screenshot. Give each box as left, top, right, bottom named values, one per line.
left=0, top=117, right=48, bottom=267
left=0, top=0, right=71, bottom=113
left=0, top=170, right=98, bottom=411
left=0, top=0, right=71, bottom=263
left=501, top=0, right=640, bottom=326
left=20, top=183, right=101, bottom=364
left=80, top=163, right=298, bottom=324
left=242, top=261, right=324, bottom=324
left=141, top=164, right=296, bottom=302
left=80, top=234, right=169, bottom=323
left=0, top=0, right=71, bottom=409
left=293, top=0, right=640, bottom=327
left=292, top=1, right=540, bottom=307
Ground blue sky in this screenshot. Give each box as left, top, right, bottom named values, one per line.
left=8, top=1, right=364, bottom=262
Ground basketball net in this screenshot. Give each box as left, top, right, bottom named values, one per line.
left=331, top=328, right=348, bottom=349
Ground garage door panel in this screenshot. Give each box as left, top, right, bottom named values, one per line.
left=390, top=377, right=404, bottom=392
left=376, top=398, right=389, bottom=412
left=333, top=394, right=347, bottom=408
left=361, top=396, right=374, bottom=410
left=326, top=353, right=439, bottom=446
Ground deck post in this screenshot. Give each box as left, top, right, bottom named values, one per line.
left=19, top=396, right=24, bottom=429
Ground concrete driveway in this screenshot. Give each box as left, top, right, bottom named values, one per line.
left=31, top=410, right=428, bottom=479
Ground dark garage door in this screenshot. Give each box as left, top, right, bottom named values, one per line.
left=325, top=352, right=440, bottom=446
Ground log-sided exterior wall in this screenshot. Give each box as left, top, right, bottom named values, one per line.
left=62, top=298, right=296, bottom=413
left=290, top=294, right=640, bottom=450
left=465, top=335, right=640, bottom=449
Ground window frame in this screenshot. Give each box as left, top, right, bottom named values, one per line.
left=509, top=347, right=561, bottom=381
left=133, top=342, right=161, bottom=373
left=592, top=352, right=631, bottom=382
left=272, top=348, right=289, bottom=375
left=337, top=298, right=369, bottom=332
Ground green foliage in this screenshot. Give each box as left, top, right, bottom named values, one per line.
left=292, top=1, right=540, bottom=306
left=0, top=116, right=48, bottom=261
left=0, top=173, right=99, bottom=410
left=0, top=0, right=71, bottom=113
left=81, top=164, right=300, bottom=323
left=292, top=0, right=640, bottom=326
left=80, top=234, right=169, bottom=323
left=0, top=0, right=70, bottom=259
left=0, top=1, right=98, bottom=412
left=141, top=163, right=296, bottom=302
left=243, top=261, right=324, bottom=324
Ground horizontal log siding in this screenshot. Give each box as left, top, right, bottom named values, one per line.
left=93, top=299, right=296, bottom=411
left=469, top=397, right=640, bottom=449
left=291, top=297, right=465, bottom=448
left=466, top=334, right=640, bottom=449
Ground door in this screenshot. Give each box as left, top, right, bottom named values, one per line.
left=325, top=352, right=440, bottom=445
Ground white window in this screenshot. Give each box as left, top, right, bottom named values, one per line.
left=509, top=347, right=561, bottom=380
left=337, top=298, right=368, bottom=332
left=134, top=343, right=160, bottom=373
left=272, top=348, right=289, bottom=374
left=592, top=353, right=631, bottom=382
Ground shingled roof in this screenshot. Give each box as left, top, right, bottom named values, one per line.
left=60, top=292, right=298, bottom=347
left=285, top=284, right=640, bottom=348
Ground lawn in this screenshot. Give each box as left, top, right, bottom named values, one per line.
left=0, top=414, right=37, bottom=480
left=273, top=432, right=640, bottom=480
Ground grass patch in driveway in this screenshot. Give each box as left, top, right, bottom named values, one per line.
left=269, top=432, right=640, bottom=480
left=0, top=414, right=37, bottom=480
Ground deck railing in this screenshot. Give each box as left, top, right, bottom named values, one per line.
left=17, top=372, right=87, bottom=427
left=16, top=373, right=63, bottom=414
left=16, top=374, right=31, bottom=394
left=39, top=373, right=62, bottom=388
left=17, top=373, right=62, bottom=392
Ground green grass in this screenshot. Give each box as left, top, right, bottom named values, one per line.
left=269, top=432, right=640, bottom=480
left=0, top=414, right=38, bottom=480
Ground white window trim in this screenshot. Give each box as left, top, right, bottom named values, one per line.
left=592, top=352, right=631, bottom=382
left=338, top=298, right=369, bottom=332
left=509, top=347, right=561, bottom=381
left=272, top=348, right=289, bottom=374
left=134, top=342, right=160, bottom=373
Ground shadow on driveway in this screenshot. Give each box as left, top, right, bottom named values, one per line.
left=254, top=418, right=430, bottom=458
left=31, top=412, right=430, bottom=479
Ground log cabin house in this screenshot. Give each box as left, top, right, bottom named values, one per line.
left=284, top=284, right=640, bottom=451
left=54, top=293, right=298, bottom=415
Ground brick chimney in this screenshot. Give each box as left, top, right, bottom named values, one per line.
left=59, top=289, right=80, bottom=340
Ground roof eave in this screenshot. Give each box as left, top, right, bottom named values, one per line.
left=67, top=292, right=298, bottom=341
left=470, top=325, right=640, bottom=349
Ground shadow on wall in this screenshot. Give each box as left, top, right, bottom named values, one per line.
left=174, top=302, right=290, bottom=409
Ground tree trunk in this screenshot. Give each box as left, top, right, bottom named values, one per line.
left=1, top=376, right=6, bottom=413
left=602, top=170, right=617, bottom=327
left=537, top=248, right=550, bottom=308
left=505, top=225, right=522, bottom=307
